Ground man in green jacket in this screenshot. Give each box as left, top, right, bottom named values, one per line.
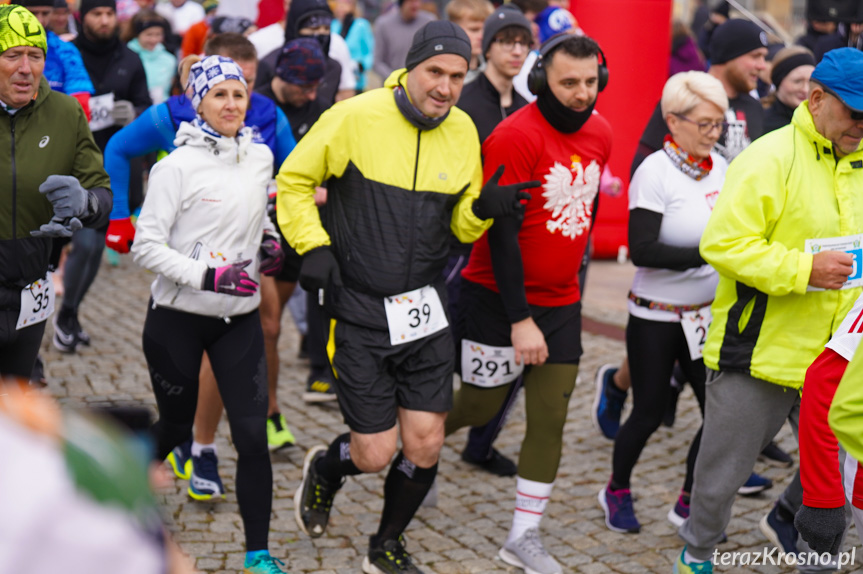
left=0, top=4, right=112, bottom=381
left=675, top=47, right=863, bottom=574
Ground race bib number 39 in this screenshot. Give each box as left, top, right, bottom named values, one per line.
left=680, top=306, right=712, bottom=361
left=384, top=285, right=448, bottom=346
left=17, top=274, right=54, bottom=330
left=461, top=339, right=524, bottom=388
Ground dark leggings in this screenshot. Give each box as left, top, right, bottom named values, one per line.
left=63, top=227, right=106, bottom=314
left=0, top=308, right=46, bottom=378
left=142, top=304, right=272, bottom=551
left=612, top=314, right=706, bottom=493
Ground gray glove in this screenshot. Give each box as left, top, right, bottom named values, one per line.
left=30, top=175, right=92, bottom=238
left=112, top=99, right=136, bottom=127
left=795, top=505, right=846, bottom=555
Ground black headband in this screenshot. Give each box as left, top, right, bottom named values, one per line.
left=134, top=19, right=164, bottom=36
left=771, top=52, right=816, bottom=88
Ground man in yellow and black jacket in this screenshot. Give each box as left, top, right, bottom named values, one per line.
left=277, top=20, right=536, bottom=574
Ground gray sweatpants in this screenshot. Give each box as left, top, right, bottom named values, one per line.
left=680, top=369, right=802, bottom=559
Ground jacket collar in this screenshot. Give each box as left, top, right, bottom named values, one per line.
left=174, top=121, right=253, bottom=164
left=792, top=100, right=863, bottom=161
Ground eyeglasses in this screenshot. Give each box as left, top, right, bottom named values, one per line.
left=817, top=84, right=863, bottom=121
left=493, top=38, right=530, bottom=51
left=673, top=113, right=728, bottom=135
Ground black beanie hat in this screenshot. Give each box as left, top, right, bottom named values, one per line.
left=482, top=5, right=531, bottom=57
left=80, top=0, right=116, bottom=18
left=405, top=20, right=471, bottom=70
left=10, top=0, right=54, bottom=7
left=709, top=19, right=768, bottom=64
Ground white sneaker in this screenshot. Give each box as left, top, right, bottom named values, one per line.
left=499, top=528, right=562, bottom=574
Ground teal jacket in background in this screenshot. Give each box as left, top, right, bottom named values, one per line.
left=127, top=39, right=177, bottom=104
left=331, top=17, right=374, bottom=91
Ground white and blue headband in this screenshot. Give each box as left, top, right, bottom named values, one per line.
left=188, top=55, right=247, bottom=110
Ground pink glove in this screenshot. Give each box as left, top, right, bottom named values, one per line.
left=259, top=236, right=283, bottom=276
left=204, top=259, right=258, bottom=297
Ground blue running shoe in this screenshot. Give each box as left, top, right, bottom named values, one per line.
left=760, top=501, right=798, bottom=554
left=188, top=448, right=226, bottom=501
left=598, top=483, right=640, bottom=533
left=737, top=472, right=773, bottom=496
left=243, top=553, right=287, bottom=573
left=592, top=364, right=627, bottom=440
left=165, top=439, right=192, bottom=480
left=674, top=548, right=713, bottom=573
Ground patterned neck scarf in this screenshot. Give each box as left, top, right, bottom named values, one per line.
left=191, top=117, right=229, bottom=139
left=662, top=135, right=713, bottom=181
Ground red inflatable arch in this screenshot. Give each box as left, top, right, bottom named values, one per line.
left=572, top=0, right=673, bottom=259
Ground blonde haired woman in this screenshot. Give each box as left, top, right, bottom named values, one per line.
left=132, top=55, right=286, bottom=574
left=599, top=71, right=729, bottom=534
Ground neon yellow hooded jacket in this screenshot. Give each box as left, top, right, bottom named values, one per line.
left=276, top=69, right=490, bottom=328
left=830, top=345, right=863, bottom=462
left=700, top=102, right=863, bottom=389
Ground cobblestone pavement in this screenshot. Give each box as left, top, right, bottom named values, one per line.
left=41, top=258, right=857, bottom=574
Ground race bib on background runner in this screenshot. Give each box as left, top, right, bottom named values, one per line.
left=461, top=339, right=524, bottom=387
left=89, top=93, right=115, bottom=132
left=17, top=274, right=54, bottom=330
left=384, top=285, right=448, bottom=346
left=680, top=306, right=712, bottom=361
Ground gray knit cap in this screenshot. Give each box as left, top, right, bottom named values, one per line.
left=482, top=5, right=531, bottom=57
left=405, top=20, right=472, bottom=70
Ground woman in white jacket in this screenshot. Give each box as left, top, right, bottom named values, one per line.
left=132, top=55, right=286, bottom=574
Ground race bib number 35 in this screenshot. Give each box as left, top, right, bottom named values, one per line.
left=461, top=339, right=524, bottom=388
left=17, top=274, right=55, bottom=330
left=384, top=285, right=448, bottom=346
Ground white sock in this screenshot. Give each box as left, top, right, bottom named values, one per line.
left=684, top=549, right=707, bottom=564
left=191, top=441, right=216, bottom=457
left=506, top=477, right=553, bottom=545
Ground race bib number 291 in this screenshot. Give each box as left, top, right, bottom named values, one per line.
left=461, top=339, right=524, bottom=388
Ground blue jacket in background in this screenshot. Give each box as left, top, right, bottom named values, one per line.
left=332, top=17, right=374, bottom=91
left=44, top=31, right=94, bottom=95
left=105, top=92, right=296, bottom=220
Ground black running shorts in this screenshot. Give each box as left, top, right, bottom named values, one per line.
left=456, top=280, right=583, bottom=371
left=328, top=319, right=454, bottom=434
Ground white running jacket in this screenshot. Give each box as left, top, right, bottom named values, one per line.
left=132, top=121, right=276, bottom=319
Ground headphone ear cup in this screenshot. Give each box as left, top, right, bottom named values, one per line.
left=597, top=63, right=609, bottom=92
left=527, top=59, right=546, bottom=96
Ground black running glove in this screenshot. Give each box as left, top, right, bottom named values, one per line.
left=471, top=165, right=539, bottom=220
left=795, top=505, right=846, bottom=555
left=299, top=246, right=343, bottom=291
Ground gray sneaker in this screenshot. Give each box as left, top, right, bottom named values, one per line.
left=499, top=528, right=562, bottom=574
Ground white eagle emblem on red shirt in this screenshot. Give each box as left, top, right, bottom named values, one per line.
left=542, top=156, right=601, bottom=239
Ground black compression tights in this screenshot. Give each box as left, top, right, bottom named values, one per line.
left=446, top=363, right=578, bottom=483
left=612, top=315, right=706, bottom=492
left=142, top=304, right=272, bottom=551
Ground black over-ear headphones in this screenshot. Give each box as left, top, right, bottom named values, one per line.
left=527, top=34, right=609, bottom=96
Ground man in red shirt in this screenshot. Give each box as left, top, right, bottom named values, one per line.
left=445, top=33, right=612, bottom=574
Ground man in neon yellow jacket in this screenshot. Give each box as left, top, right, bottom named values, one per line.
left=675, top=47, right=863, bottom=574
left=276, top=21, right=538, bottom=573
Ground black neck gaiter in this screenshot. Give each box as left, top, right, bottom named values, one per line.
left=536, top=88, right=595, bottom=133
left=393, top=85, right=448, bottom=131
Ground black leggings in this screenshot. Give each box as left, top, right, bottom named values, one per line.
left=142, top=304, right=272, bottom=551
left=0, top=308, right=46, bottom=379
left=612, top=314, right=706, bottom=493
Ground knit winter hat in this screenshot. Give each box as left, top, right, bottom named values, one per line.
left=482, top=5, right=531, bottom=57
left=0, top=5, right=46, bottom=54
left=405, top=20, right=471, bottom=70
left=708, top=19, right=768, bottom=65
left=10, top=0, right=53, bottom=7
left=188, top=55, right=247, bottom=110
left=275, top=38, right=325, bottom=85
left=534, top=6, right=572, bottom=43
left=80, top=0, right=116, bottom=19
